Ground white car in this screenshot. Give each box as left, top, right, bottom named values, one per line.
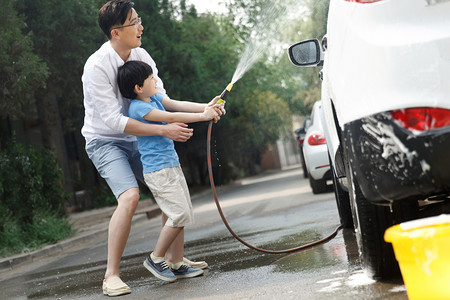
left=302, top=101, right=331, bottom=194
left=289, top=0, right=450, bottom=280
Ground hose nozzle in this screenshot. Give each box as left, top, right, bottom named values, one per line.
left=217, top=83, right=233, bottom=104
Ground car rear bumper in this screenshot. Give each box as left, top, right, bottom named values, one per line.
left=303, top=144, right=330, bottom=180
left=343, top=111, right=450, bottom=203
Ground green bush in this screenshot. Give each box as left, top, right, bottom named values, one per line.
left=0, top=211, right=72, bottom=256
left=0, top=138, right=72, bottom=256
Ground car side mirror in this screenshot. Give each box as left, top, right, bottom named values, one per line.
left=288, top=39, right=323, bottom=67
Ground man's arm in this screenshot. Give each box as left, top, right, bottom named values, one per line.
left=124, top=118, right=193, bottom=142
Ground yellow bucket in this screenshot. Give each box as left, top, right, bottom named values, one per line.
left=385, top=214, right=450, bottom=300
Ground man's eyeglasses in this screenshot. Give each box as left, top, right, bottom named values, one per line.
left=112, top=17, right=142, bottom=30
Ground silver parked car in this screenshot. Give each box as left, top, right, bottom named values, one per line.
left=302, top=101, right=331, bottom=194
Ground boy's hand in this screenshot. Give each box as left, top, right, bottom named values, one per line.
left=207, top=96, right=221, bottom=107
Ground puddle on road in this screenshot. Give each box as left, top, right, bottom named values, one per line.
left=315, top=269, right=406, bottom=300
left=195, top=229, right=343, bottom=273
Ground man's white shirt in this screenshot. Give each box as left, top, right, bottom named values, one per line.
left=81, top=41, right=167, bottom=144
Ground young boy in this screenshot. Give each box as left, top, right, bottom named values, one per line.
left=117, top=60, right=224, bottom=282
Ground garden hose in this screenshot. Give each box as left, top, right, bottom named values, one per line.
left=206, top=119, right=342, bottom=254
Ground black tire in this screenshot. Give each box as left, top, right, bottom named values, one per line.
left=346, top=163, right=401, bottom=279
left=330, top=160, right=353, bottom=229
left=308, top=172, right=328, bottom=194
left=299, top=147, right=308, bottom=178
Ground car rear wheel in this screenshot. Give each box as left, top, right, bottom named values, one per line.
left=308, top=172, right=328, bottom=194
left=299, top=149, right=308, bottom=178
left=346, top=163, right=401, bottom=279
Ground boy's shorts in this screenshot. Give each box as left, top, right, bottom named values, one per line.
left=86, top=139, right=144, bottom=199
left=144, top=166, right=194, bottom=227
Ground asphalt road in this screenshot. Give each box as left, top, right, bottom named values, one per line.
left=1, top=166, right=408, bottom=299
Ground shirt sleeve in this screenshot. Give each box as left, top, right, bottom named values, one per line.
left=129, top=100, right=156, bottom=120
left=83, top=64, right=129, bottom=133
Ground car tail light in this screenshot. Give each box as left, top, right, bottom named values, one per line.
left=344, top=0, right=384, bottom=3
left=390, top=108, right=450, bottom=132
left=299, top=138, right=305, bottom=146
left=308, top=132, right=326, bottom=146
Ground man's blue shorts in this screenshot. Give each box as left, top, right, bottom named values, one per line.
left=86, top=139, right=144, bottom=199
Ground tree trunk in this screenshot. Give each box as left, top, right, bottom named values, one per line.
left=35, top=89, right=74, bottom=204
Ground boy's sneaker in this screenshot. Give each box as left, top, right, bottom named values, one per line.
left=143, top=254, right=176, bottom=282
left=170, top=264, right=204, bottom=279
left=167, top=257, right=208, bottom=270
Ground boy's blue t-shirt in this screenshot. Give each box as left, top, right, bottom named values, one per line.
left=128, top=93, right=180, bottom=173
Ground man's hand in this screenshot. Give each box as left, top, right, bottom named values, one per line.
left=201, top=105, right=220, bottom=120
left=164, top=122, right=193, bottom=142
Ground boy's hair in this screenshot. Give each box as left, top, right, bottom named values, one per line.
left=98, top=0, right=135, bottom=40
left=118, top=60, right=153, bottom=99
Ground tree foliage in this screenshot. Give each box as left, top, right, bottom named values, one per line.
left=14, top=0, right=104, bottom=132
left=0, top=0, right=48, bottom=119
left=284, top=0, right=330, bottom=109
left=7, top=0, right=106, bottom=195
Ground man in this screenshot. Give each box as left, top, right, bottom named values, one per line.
left=82, top=0, right=220, bottom=296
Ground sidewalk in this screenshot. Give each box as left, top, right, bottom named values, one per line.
left=0, top=198, right=161, bottom=274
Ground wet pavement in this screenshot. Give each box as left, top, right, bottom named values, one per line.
left=0, top=166, right=408, bottom=299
